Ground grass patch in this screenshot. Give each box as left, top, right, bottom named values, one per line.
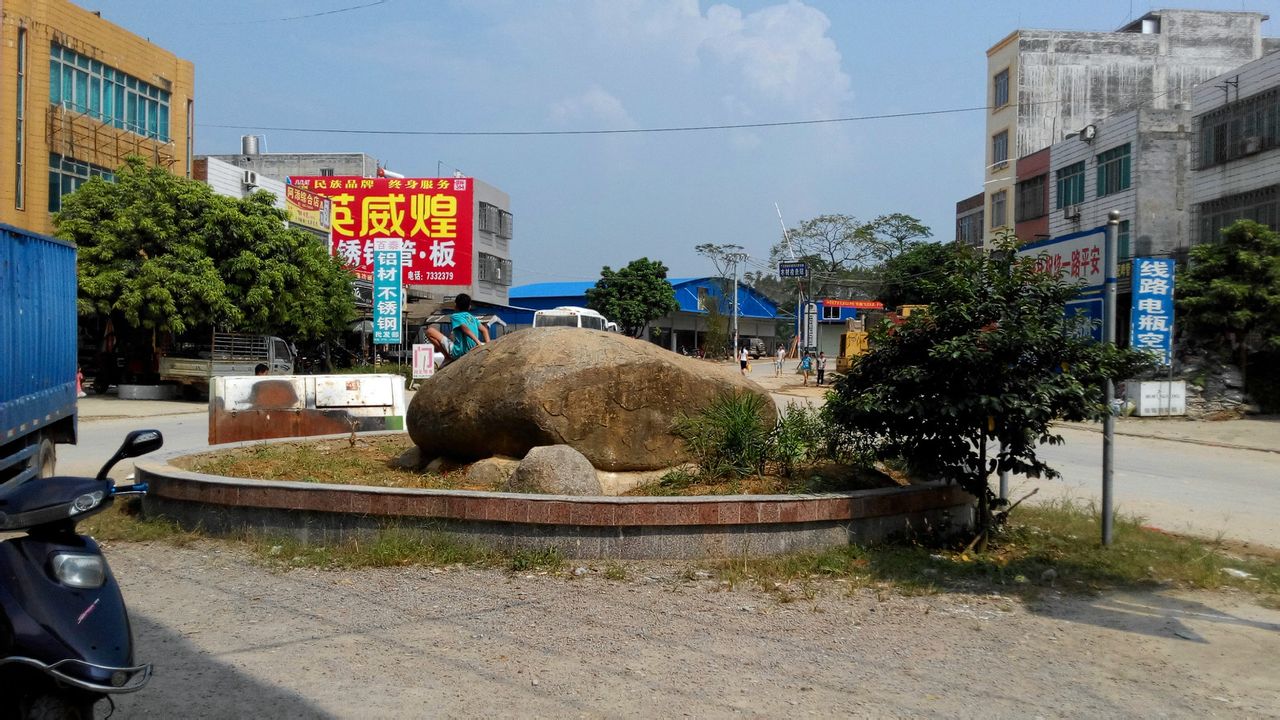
left=706, top=499, right=1280, bottom=601
left=253, top=528, right=497, bottom=570
left=175, top=435, right=498, bottom=491
left=80, top=502, right=202, bottom=545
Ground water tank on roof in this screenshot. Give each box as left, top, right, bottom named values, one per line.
left=241, top=135, right=260, bottom=155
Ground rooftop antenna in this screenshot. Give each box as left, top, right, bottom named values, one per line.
left=775, top=202, right=795, bottom=261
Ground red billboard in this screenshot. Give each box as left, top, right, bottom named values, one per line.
left=289, top=176, right=474, bottom=285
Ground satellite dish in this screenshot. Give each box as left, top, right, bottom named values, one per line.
left=1081, top=124, right=1097, bottom=142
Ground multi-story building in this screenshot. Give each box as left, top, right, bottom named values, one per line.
left=1191, top=48, right=1280, bottom=245
left=0, top=0, right=195, bottom=235
left=974, top=9, right=1269, bottom=249
left=1013, top=147, right=1050, bottom=242
left=201, top=141, right=516, bottom=309
left=955, top=192, right=984, bottom=248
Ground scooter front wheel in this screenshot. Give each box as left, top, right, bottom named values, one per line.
left=21, top=693, right=97, bottom=720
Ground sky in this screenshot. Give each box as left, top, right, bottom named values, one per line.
left=85, top=0, right=1280, bottom=285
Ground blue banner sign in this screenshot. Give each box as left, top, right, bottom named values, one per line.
left=1065, top=295, right=1103, bottom=342
left=778, top=262, right=808, bottom=278
left=1129, top=257, right=1175, bottom=366
left=373, top=239, right=403, bottom=344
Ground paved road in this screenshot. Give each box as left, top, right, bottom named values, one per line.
left=59, top=410, right=209, bottom=479
left=1016, top=427, right=1280, bottom=547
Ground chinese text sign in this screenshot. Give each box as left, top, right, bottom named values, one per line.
left=778, top=262, right=808, bottom=278
left=373, top=239, right=402, bottom=345
left=284, top=184, right=331, bottom=233
left=1129, top=257, right=1175, bottom=366
left=290, top=176, right=474, bottom=285
left=1016, top=228, right=1107, bottom=291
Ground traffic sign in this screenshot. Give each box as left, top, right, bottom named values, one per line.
left=778, top=262, right=808, bottom=278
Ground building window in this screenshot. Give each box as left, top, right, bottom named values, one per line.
left=477, top=252, right=513, bottom=286
left=992, top=130, right=1009, bottom=166
left=15, top=27, right=27, bottom=209
left=319, top=167, right=335, bottom=176
left=991, top=189, right=1007, bottom=228
left=1015, top=174, right=1047, bottom=222
left=993, top=69, right=1009, bottom=109
left=1197, top=87, right=1280, bottom=169
left=1096, top=143, right=1131, bottom=197
left=498, top=209, right=513, bottom=239
left=1056, top=161, right=1086, bottom=208
left=1197, top=185, right=1279, bottom=243
left=821, top=305, right=841, bottom=320
left=956, top=210, right=984, bottom=247
left=1117, top=220, right=1131, bottom=259
left=48, top=153, right=114, bottom=212
left=478, top=201, right=501, bottom=234
left=49, top=44, right=172, bottom=142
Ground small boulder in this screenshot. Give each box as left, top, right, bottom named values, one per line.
left=465, top=456, right=521, bottom=487
left=391, top=446, right=425, bottom=471
left=506, top=445, right=603, bottom=496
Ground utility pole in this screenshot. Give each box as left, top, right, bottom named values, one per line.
left=1102, top=210, right=1120, bottom=546
left=727, top=252, right=748, bottom=355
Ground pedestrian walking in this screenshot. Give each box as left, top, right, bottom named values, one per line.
left=774, top=345, right=786, bottom=377
left=816, top=351, right=827, bottom=386
left=800, top=351, right=813, bottom=386
left=739, top=347, right=750, bottom=376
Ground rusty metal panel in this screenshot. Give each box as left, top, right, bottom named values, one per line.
left=209, top=375, right=406, bottom=445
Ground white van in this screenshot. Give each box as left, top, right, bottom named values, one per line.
left=533, top=306, right=615, bottom=331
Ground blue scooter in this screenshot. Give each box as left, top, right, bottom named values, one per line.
left=0, top=430, right=159, bottom=719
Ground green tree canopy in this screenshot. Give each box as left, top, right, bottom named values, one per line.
left=825, top=237, right=1153, bottom=543
left=585, top=257, right=680, bottom=338
left=870, top=212, right=933, bottom=261
left=877, top=240, right=957, bottom=309
left=1177, top=220, right=1280, bottom=381
left=57, top=157, right=355, bottom=342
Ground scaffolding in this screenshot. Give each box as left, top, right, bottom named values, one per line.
left=45, top=104, right=177, bottom=172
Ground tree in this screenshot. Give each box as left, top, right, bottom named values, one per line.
left=870, top=213, right=933, bottom=261
left=824, top=236, right=1153, bottom=545
left=585, top=257, right=680, bottom=338
left=877, top=241, right=958, bottom=309
left=1177, top=220, right=1280, bottom=385
left=770, top=214, right=883, bottom=299
left=58, top=157, right=355, bottom=342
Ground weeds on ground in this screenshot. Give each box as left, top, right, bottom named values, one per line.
left=704, top=499, right=1280, bottom=602
left=80, top=502, right=201, bottom=545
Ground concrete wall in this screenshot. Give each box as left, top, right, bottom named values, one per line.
left=0, top=0, right=195, bottom=235
left=1191, top=49, right=1280, bottom=244
left=203, top=152, right=379, bottom=180
left=195, top=156, right=286, bottom=209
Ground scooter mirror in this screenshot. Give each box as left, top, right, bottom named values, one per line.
left=96, top=430, right=164, bottom=481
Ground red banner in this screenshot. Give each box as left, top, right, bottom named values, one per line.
left=289, top=176, right=474, bottom=285
left=823, top=298, right=883, bottom=309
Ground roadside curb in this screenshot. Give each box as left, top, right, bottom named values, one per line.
left=1055, top=422, right=1280, bottom=455
left=80, top=409, right=206, bottom=422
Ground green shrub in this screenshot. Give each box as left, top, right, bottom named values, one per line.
left=673, top=392, right=773, bottom=478
left=770, top=403, right=827, bottom=476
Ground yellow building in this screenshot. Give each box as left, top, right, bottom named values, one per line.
left=0, top=0, right=194, bottom=235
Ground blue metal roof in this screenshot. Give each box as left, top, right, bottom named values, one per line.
left=509, top=276, right=779, bottom=319
left=510, top=281, right=598, bottom=299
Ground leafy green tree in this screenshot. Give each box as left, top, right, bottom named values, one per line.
left=825, top=236, right=1153, bottom=545
left=770, top=214, right=880, bottom=298
left=58, top=157, right=355, bottom=341
left=877, top=241, right=958, bottom=308
left=870, top=213, right=933, bottom=260
left=1177, top=220, right=1280, bottom=385
left=585, top=257, right=680, bottom=338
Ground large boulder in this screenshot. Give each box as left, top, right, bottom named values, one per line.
left=407, top=328, right=775, bottom=471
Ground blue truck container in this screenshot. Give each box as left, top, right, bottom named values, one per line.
left=0, top=223, right=78, bottom=485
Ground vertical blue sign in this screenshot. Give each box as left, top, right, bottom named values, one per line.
left=373, top=239, right=402, bottom=345
left=1129, top=257, right=1175, bottom=366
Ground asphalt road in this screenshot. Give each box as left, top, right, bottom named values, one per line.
left=59, top=410, right=210, bottom=479
left=1016, top=426, right=1280, bottom=547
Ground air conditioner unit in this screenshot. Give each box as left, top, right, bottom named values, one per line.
left=1063, top=205, right=1081, bottom=222
left=1244, top=136, right=1263, bottom=155
left=242, top=170, right=258, bottom=187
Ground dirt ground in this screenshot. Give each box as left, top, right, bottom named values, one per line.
left=105, top=541, right=1279, bottom=719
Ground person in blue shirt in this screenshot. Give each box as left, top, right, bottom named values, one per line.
left=425, top=293, right=490, bottom=367
left=799, top=351, right=813, bottom=386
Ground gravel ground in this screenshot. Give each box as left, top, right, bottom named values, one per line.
left=101, top=541, right=1279, bottom=719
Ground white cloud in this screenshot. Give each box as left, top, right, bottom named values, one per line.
left=549, top=86, right=636, bottom=128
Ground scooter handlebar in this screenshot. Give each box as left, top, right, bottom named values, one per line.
left=110, top=482, right=149, bottom=496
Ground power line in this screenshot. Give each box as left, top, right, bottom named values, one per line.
left=199, top=0, right=388, bottom=26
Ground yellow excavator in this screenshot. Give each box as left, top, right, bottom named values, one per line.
left=835, top=305, right=927, bottom=374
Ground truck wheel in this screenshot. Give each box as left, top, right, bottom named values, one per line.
left=35, top=437, right=56, bottom=479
